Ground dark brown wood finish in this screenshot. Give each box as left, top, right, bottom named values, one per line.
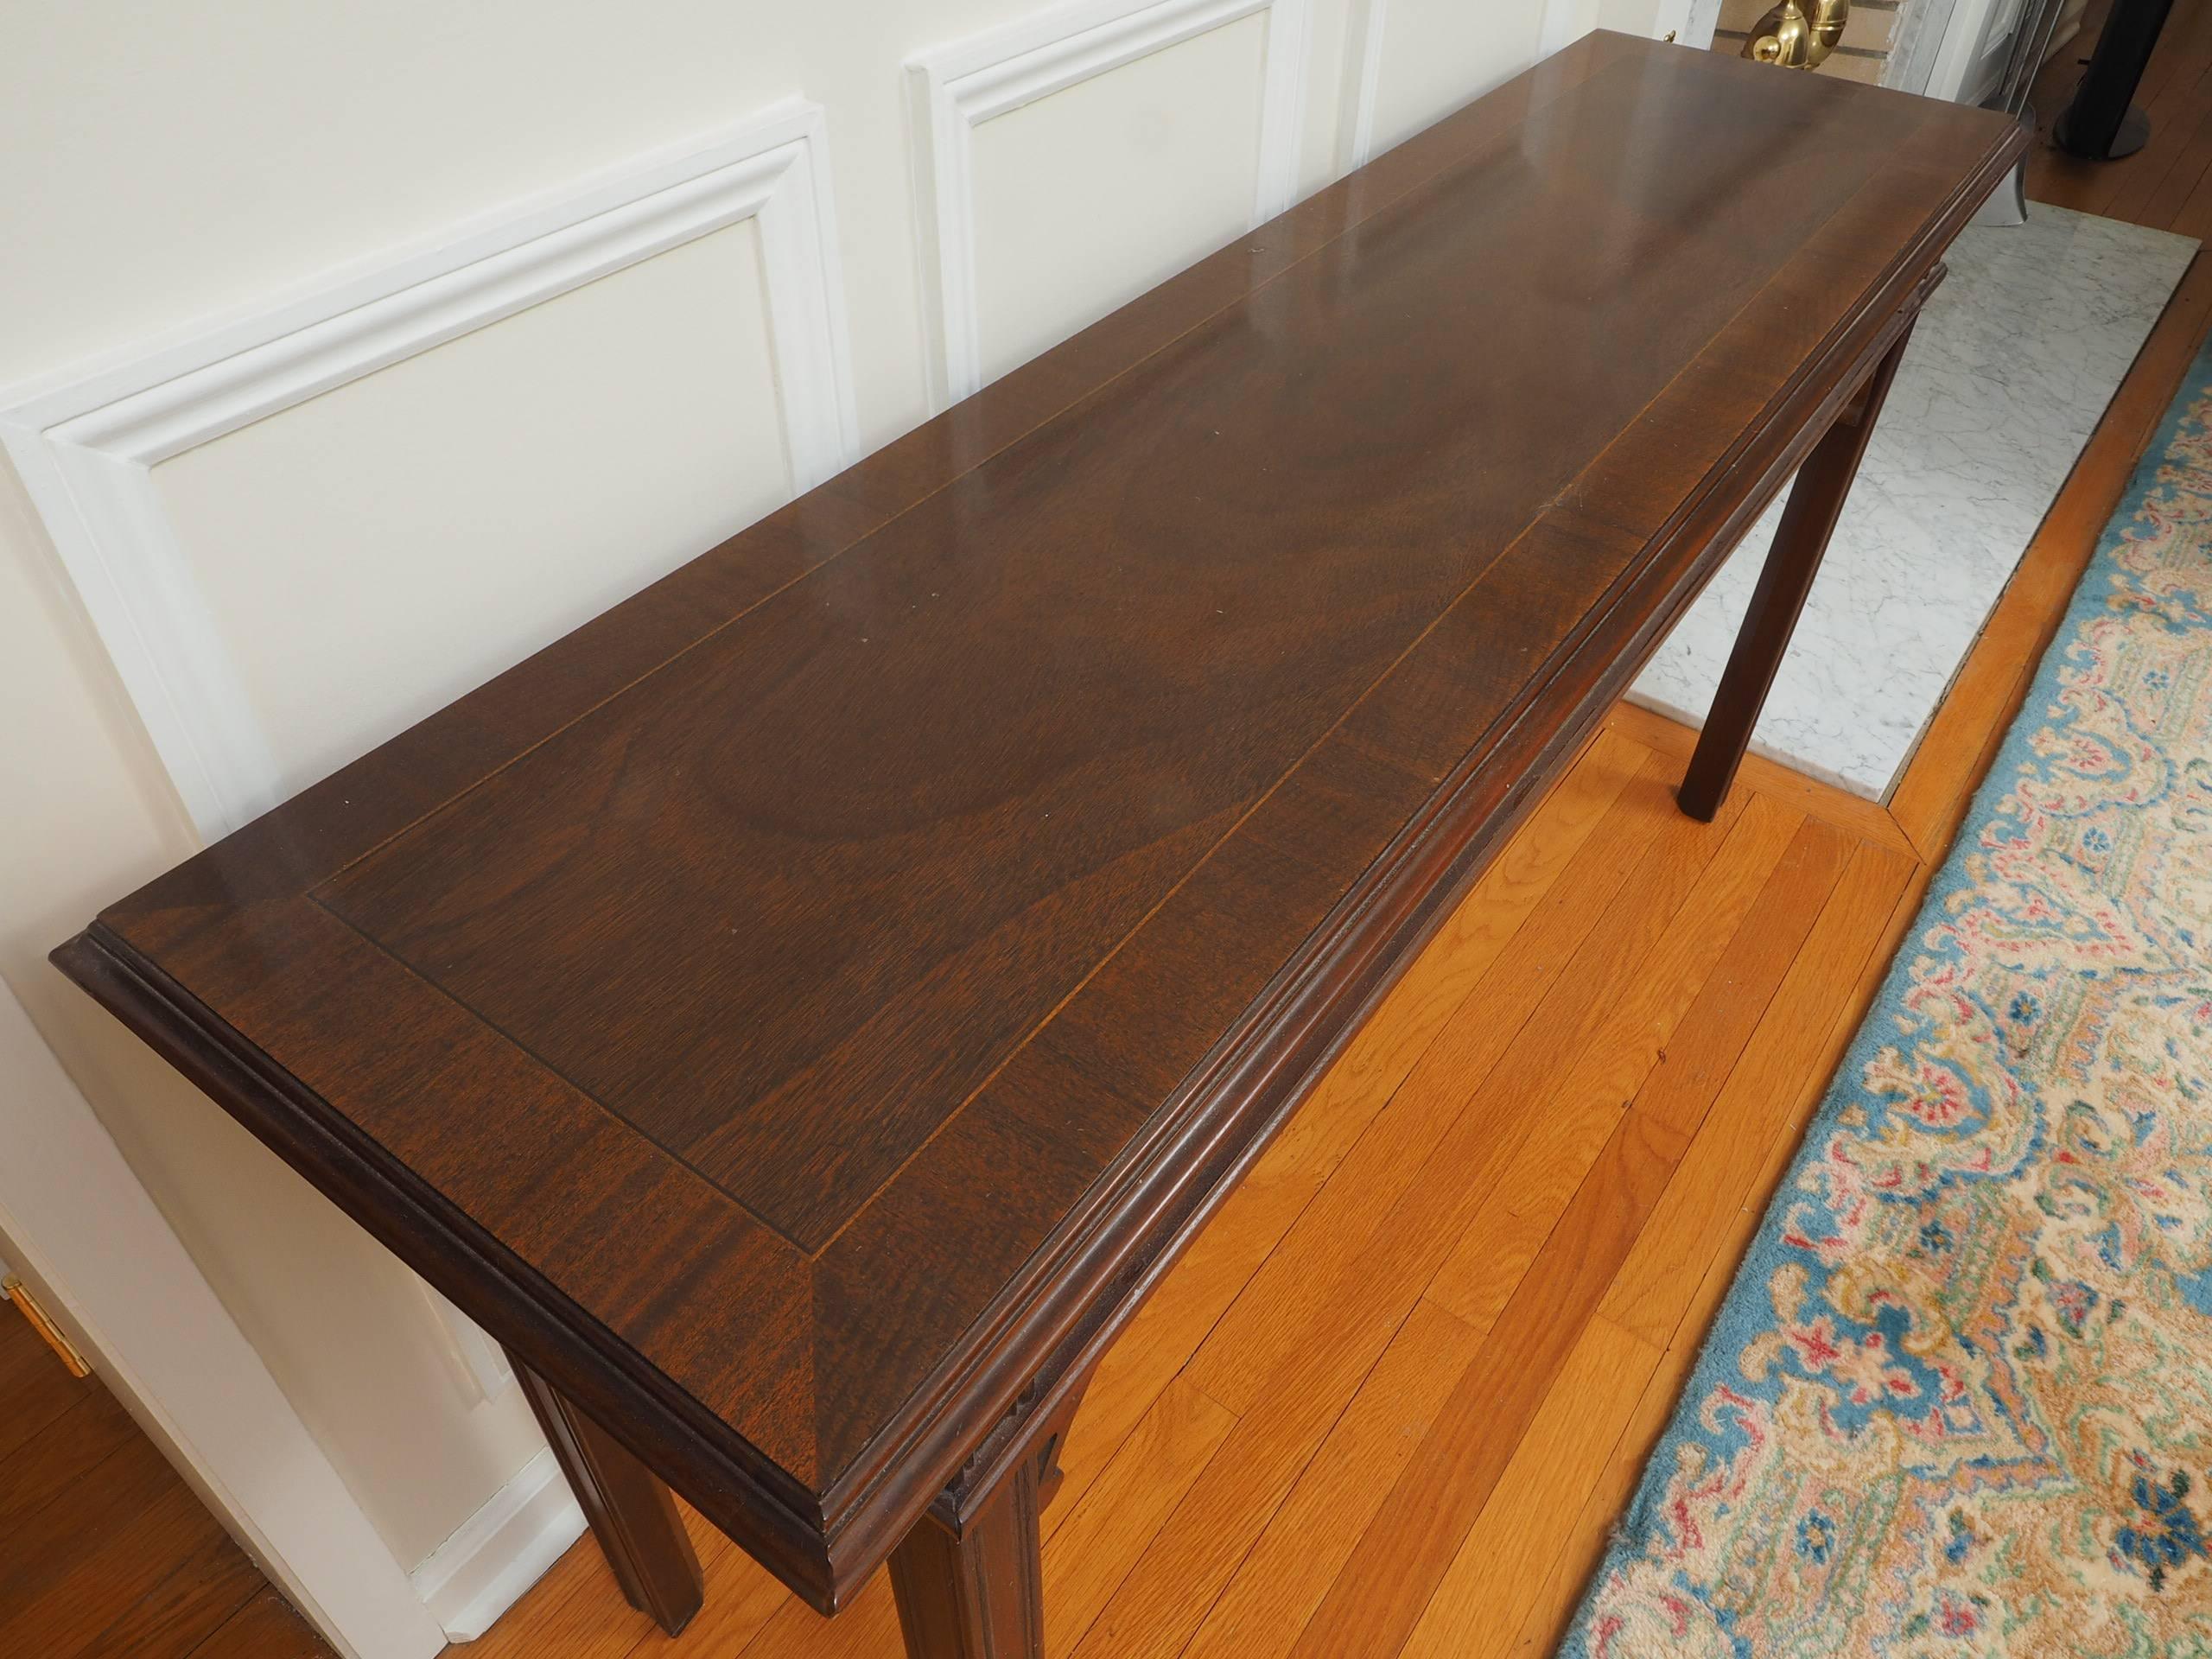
left=48, top=29, right=2022, bottom=1645
left=1679, top=307, right=1923, bottom=821
left=514, top=1362, right=705, bottom=1636
left=887, top=1482, right=1046, bottom=1659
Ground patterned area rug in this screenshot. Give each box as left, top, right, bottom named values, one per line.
left=1566, top=344, right=2212, bottom=1656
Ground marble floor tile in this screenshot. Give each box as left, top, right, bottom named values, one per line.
left=1630, top=203, right=2196, bottom=800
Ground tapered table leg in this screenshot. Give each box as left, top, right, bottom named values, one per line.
left=887, top=1376, right=1087, bottom=1659
left=887, top=1464, right=1046, bottom=1659
left=1679, top=315, right=1919, bottom=822
left=515, top=1362, right=704, bottom=1636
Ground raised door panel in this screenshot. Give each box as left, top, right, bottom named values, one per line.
left=970, top=14, right=1272, bottom=387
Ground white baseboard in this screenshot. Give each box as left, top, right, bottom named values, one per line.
left=408, top=1448, right=585, bottom=1643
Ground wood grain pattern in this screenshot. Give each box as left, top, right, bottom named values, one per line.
left=0, top=1293, right=99, bottom=1466
left=518, top=1363, right=706, bottom=1636
left=0, top=1314, right=308, bottom=1659
left=1179, top=1300, right=1482, bottom=1659
left=47, top=27, right=2020, bottom=1633
left=1678, top=314, right=1916, bottom=818
left=189, top=1592, right=333, bottom=1659
left=1397, top=1316, right=1662, bottom=1659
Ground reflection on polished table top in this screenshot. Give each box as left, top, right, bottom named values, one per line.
left=52, top=29, right=2022, bottom=1656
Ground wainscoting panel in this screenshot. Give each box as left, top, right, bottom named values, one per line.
left=155, top=217, right=791, bottom=810
left=908, top=0, right=1313, bottom=406
left=1347, top=0, right=1553, bottom=166
left=971, top=12, right=1273, bottom=385
left=0, top=99, right=856, bottom=841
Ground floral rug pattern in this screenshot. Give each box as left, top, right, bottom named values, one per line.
left=1567, top=348, right=2212, bottom=1656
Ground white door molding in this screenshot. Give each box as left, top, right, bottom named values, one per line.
left=1910, top=0, right=2017, bottom=100
left=0, top=980, right=447, bottom=1659
left=0, top=99, right=858, bottom=842
left=907, top=0, right=1313, bottom=408
left=1888, top=0, right=1964, bottom=90
left=1653, top=0, right=1723, bottom=48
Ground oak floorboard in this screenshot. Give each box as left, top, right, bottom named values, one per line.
left=0, top=1437, right=236, bottom=1659
left=1282, top=1108, right=1687, bottom=1659
left=1421, top=793, right=1808, bottom=1333
left=1186, top=751, right=1734, bottom=1415
left=631, top=1551, right=785, bottom=1659
left=466, top=1522, right=662, bottom=1659
left=76, top=1523, right=264, bottom=1659
left=187, top=1590, right=331, bottom=1659
left=1503, top=836, right=1923, bottom=1656
left=0, top=1296, right=98, bottom=1466
left=1041, top=1376, right=1238, bottom=1657
left=1598, top=840, right=1916, bottom=1347
left=1180, top=1300, right=1484, bottom=1659
left=1625, top=815, right=1853, bottom=1143
left=1396, top=1316, right=1663, bottom=1659
left=1504, top=1313, right=1698, bottom=1658
left=1044, top=728, right=1650, bottom=1531
left=0, top=1385, right=133, bottom=1538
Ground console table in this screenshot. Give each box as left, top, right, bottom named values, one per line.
left=54, top=33, right=2020, bottom=1659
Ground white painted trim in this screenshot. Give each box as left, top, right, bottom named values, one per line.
left=1340, top=0, right=1389, bottom=170
left=0, top=99, right=858, bottom=842
left=1688, top=0, right=1723, bottom=48
left=0, top=980, right=447, bottom=1659
left=408, top=1448, right=585, bottom=1643
left=1888, top=0, right=1957, bottom=91
left=1655, top=0, right=1722, bottom=48
left=1538, top=0, right=1580, bottom=57
left=1340, top=0, right=1626, bottom=177
left=908, top=0, right=1313, bottom=407
left=1917, top=0, right=2012, bottom=101
left=418, top=1279, right=516, bottom=1407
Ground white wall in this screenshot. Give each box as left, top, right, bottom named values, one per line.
left=0, top=0, right=1665, bottom=1623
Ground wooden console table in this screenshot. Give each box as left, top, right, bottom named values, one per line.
left=54, top=34, right=2019, bottom=1659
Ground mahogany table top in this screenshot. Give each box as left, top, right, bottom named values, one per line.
left=54, top=32, right=2021, bottom=1609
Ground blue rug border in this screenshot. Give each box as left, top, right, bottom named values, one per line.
left=1559, top=329, right=2212, bottom=1656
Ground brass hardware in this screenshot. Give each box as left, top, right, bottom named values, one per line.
left=1741, top=0, right=1850, bottom=70
left=1663, top=29, right=1677, bottom=41
left=3, top=1276, right=92, bottom=1378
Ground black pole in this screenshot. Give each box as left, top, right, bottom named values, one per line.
left=2054, top=0, right=2177, bottom=160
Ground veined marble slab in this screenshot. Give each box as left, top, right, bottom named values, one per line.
left=1630, top=204, right=2196, bottom=800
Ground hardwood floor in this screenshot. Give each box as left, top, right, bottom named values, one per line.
left=8, top=36, right=2212, bottom=1658
left=0, top=1292, right=328, bottom=1658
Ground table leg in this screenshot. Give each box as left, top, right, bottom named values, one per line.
left=887, top=1468, right=1045, bottom=1659
left=1678, top=316, right=1917, bottom=822
left=887, top=1379, right=1085, bottom=1659
left=515, top=1362, right=704, bottom=1636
